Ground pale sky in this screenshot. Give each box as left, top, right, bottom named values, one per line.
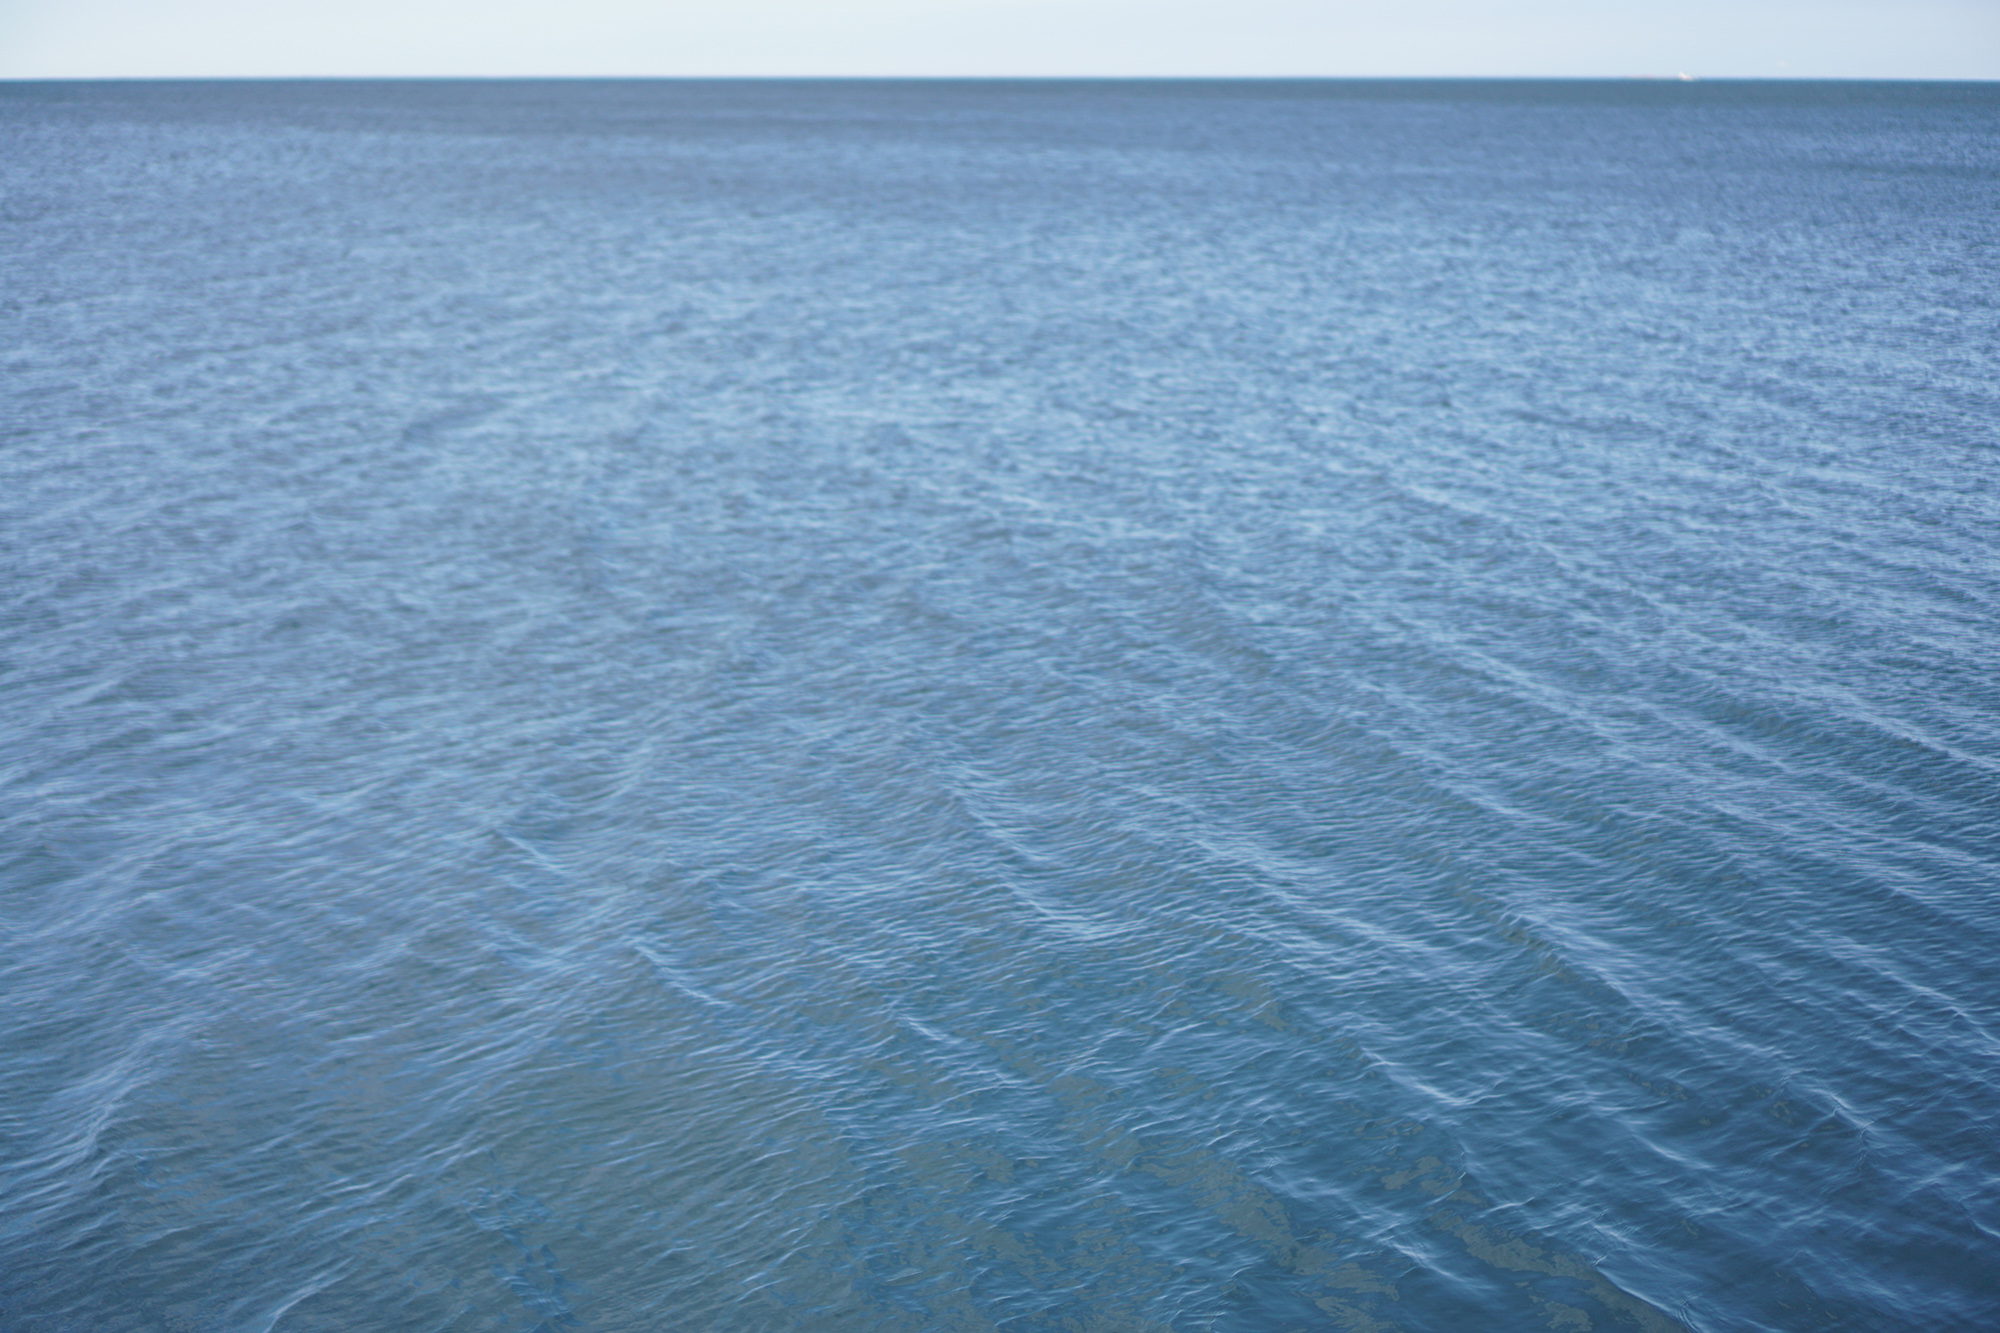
left=1, top=0, right=1995, bottom=80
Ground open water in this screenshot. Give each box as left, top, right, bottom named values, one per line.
left=2, top=78, right=1998, bottom=1332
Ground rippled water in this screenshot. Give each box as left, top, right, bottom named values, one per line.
left=3, top=79, right=1998, bottom=1332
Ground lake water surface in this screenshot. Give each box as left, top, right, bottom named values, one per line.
left=3, top=79, right=1998, bottom=1331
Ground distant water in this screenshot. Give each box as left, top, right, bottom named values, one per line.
left=3, top=78, right=1997, bottom=1332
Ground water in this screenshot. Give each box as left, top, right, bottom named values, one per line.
left=2, top=78, right=1997, bottom=1332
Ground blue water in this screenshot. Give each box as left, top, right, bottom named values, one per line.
left=3, top=78, right=1997, bottom=1332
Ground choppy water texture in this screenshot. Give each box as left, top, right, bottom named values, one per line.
left=3, top=79, right=1998, bottom=1332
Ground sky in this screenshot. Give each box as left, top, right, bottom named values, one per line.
left=0, top=0, right=1995, bottom=80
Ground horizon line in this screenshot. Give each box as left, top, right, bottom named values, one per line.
left=6, top=73, right=1997, bottom=84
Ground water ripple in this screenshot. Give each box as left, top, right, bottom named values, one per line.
left=4, top=78, right=1999, bottom=1332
